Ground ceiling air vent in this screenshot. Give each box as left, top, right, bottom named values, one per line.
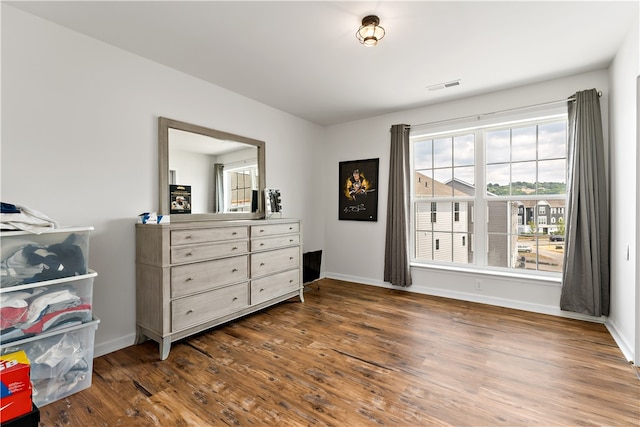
left=426, top=79, right=461, bottom=91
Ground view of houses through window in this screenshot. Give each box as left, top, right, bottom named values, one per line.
left=411, top=115, right=567, bottom=274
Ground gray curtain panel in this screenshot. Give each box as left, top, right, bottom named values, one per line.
left=560, top=89, right=610, bottom=316
left=384, top=124, right=412, bottom=287
left=213, top=163, right=224, bottom=213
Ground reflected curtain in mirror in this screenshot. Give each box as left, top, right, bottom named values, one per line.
left=560, top=89, right=609, bottom=316
left=384, top=124, right=412, bottom=287
left=213, top=163, right=224, bottom=213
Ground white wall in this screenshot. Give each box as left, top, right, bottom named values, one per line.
left=168, top=149, right=212, bottom=213
left=1, top=5, right=325, bottom=356
left=323, top=70, right=614, bottom=319
left=608, top=15, right=639, bottom=363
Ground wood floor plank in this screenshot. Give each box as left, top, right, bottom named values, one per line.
left=38, top=279, right=639, bottom=426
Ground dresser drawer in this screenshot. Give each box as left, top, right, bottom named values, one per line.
left=251, top=222, right=299, bottom=238
left=172, top=283, right=249, bottom=331
left=171, top=240, right=248, bottom=263
left=251, top=247, right=300, bottom=277
left=251, top=234, right=300, bottom=251
left=171, top=256, right=248, bottom=298
left=171, top=226, right=248, bottom=246
left=251, top=269, right=300, bottom=305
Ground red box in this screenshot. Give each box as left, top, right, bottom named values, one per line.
left=0, top=350, right=32, bottom=422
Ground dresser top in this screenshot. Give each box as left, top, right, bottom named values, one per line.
left=135, top=218, right=299, bottom=230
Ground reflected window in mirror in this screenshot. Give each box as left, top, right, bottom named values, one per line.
left=226, top=165, right=258, bottom=212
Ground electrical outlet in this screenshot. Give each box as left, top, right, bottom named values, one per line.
left=475, top=279, right=482, bottom=291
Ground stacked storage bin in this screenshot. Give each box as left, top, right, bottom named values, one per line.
left=0, top=227, right=99, bottom=408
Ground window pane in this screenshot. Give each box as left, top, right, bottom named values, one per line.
left=516, top=235, right=535, bottom=270
left=511, top=126, right=537, bottom=162
left=487, top=200, right=518, bottom=233
left=453, top=166, right=475, bottom=196
left=415, top=231, right=433, bottom=260
left=433, top=202, right=451, bottom=232
left=511, top=161, right=536, bottom=195
left=433, top=137, right=452, bottom=168
left=433, top=168, right=453, bottom=197
left=414, top=139, right=433, bottom=169
left=487, top=233, right=510, bottom=268
left=414, top=170, right=433, bottom=198
left=415, top=203, right=434, bottom=231
left=486, top=129, right=510, bottom=163
left=538, top=159, right=566, bottom=194
left=453, top=134, right=474, bottom=166
left=539, top=234, right=564, bottom=273
left=538, top=121, right=566, bottom=160
left=453, top=232, right=471, bottom=263
left=487, top=164, right=510, bottom=195
left=434, top=232, right=452, bottom=262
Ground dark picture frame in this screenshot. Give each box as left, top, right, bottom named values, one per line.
left=169, top=184, right=192, bottom=214
left=339, top=158, right=379, bottom=221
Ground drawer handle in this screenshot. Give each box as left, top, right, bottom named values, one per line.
left=232, top=268, right=238, bottom=273
left=259, top=288, right=264, bottom=292
left=289, top=239, right=294, bottom=243
left=259, top=229, right=265, bottom=233
left=186, top=277, right=193, bottom=282
left=289, top=226, right=293, bottom=230
left=289, top=279, right=293, bottom=283
left=186, top=309, right=193, bottom=314
left=186, top=252, right=193, bottom=257
left=232, top=246, right=238, bottom=250
left=260, top=262, right=265, bottom=266
left=232, top=297, right=238, bottom=301
left=289, top=257, right=294, bottom=260
left=185, top=235, right=192, bottom=240
left=260, top=243, right=265, bottom=246
left=232, top=231, right=237, bottom=235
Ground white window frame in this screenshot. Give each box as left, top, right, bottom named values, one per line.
left=224, top=163, right=258, bottom=212
left=409, top=107, right=568, bottom=278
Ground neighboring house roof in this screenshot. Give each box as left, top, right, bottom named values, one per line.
left=517, top=199, right=565, bottom=209
left=443, top=178, right=476, bottom=196
left=415, top=172, right=467, bottom=197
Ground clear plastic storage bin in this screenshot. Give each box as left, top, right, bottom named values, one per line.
left=1, top=271, right=97, bottom=344
left=1, top=227, right=93, bottom=288
left=0, top=317, right=99, bottom=407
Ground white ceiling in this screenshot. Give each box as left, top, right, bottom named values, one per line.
left=7, top=1, right=638, bottom=126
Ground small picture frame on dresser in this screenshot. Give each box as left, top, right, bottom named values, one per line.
left=265, top=189, right=283, bottom=218
left=169, top=184, right=192, bottom=214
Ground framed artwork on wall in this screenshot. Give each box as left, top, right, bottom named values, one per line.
left=339, top=158, right=379, bottom=221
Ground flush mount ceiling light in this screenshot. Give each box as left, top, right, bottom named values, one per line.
left=356, top=15, right=385, bottom=47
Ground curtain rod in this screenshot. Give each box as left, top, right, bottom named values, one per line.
left=409, top=90, right=602, bottom=130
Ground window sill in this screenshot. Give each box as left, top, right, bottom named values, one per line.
left=409, top=261, right=562, bottom=285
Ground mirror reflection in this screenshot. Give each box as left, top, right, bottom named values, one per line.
left=159, top=117, right=265, bottom=221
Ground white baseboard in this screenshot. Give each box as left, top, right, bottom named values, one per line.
left=325, top=272, right=607, bottom=324
left=605, top=321, right=635, bottom=363
left=94, top=333, right=137, bottom=358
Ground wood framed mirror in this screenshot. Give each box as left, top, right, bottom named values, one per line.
left=158, top=117, right=266, bottom=221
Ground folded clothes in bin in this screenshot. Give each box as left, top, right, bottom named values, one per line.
left=1, top=285, right=92, bottom=343
left=1, top=234, right=87, bottom=286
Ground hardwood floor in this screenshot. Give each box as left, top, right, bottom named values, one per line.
left=39, top=279, right=639, bottom=426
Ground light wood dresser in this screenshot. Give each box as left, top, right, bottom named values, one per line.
left=135, top=219, right=303, bottom=360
